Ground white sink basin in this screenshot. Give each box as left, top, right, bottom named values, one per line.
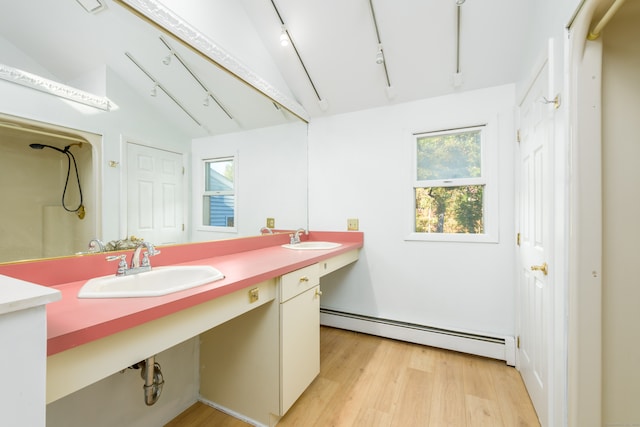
left=78, top=265, right=225, bottom=298
left=281, top=241, right=342, bottom=250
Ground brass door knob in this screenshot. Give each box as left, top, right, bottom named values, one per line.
left=300, top=276, right=309, bottom=282
left=315, top=288, right=323, bottom=297
left=530, top=262, right=548, bottom=276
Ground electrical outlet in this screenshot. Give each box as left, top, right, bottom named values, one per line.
left=347, top=218, right=359, bottom=231
left=266, top=217, right=275, bottom=228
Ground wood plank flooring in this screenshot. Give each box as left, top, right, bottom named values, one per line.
left=165, top=326, right=540, bottom=427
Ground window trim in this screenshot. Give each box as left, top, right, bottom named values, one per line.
left=406, top=123, right=499, bottom=243
left=198, top=155, right=238, bottom=233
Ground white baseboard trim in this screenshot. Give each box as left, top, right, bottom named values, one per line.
left=198, top=398, right=268, bottom=427
left=320, top=308, right=516, bottom=366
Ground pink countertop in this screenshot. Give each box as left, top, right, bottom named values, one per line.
left=0, top=231, right=363, bottom=356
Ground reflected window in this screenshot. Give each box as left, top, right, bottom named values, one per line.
left=202, top=157, right=235, bottom=228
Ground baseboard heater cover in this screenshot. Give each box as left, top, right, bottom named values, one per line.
left=320, top=308, right=516, bottom=366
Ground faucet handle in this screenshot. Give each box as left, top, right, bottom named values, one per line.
left=106, top=254, right=128, bottom=276
left=141, top=249, right=161, bottom=267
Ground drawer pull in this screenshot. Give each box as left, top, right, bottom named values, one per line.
left=315, top=288, right=323, bottom=297
left=299, top=276, right=309, bottom=282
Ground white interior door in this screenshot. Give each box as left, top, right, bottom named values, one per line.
left=127, top=143, right=184, bottom=245
left=517, top=59, right=554, bottom=426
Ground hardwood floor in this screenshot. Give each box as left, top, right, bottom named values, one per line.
left=165, top=326, right=540, bottom=427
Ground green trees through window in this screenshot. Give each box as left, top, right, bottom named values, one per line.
left=414, top=127, right=485, bottom=234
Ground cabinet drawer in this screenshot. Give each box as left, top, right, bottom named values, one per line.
left=280, top=264, right=319, bottom=303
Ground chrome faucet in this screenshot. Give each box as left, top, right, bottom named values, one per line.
left=131, top=242, right=160, bottom=270
left=88, top=238, right=105, bottom=252
left=106, top=241, right=160, bottom=276
left=290, top=228, right=307, bottom=244
left=260, top=226, right=274, bottom=234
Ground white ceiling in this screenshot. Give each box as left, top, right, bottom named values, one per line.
left=0, top=0, right=534, bottom=137
left=239, top=0, right=534, bottom=117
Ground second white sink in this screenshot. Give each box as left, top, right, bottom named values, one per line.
left=281, top=241, right=342, bottom=250
left=78, top=265, right=225, bottom=298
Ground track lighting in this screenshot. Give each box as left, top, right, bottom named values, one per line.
left=75, top=0, right=106, bottom=14
left=162, top=54, right=172, bottom=65
left=375, top=45, right=385, bottom=65
left=150, top=83, right=158, bottom=97
left=280, top=25, right=290, bottom=47
left=203, top=93, right=210, bottom=107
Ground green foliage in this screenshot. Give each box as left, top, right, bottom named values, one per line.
left=416, top=130, right=481, bottom=181
left=415, top=186, right=484, bottom=234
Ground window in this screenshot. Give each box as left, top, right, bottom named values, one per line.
left=202, top=157, right=235, bottom=228
left=409, top=125, right=497, bottom=242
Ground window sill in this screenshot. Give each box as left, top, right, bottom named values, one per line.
left=197, top=226, right=238, bottom=234
left=404, top=232, right=498, bottom=244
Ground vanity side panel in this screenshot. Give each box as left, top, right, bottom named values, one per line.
left=0, top=306, right=47, bottom=427
left=199, top=284, right=280, bottom=425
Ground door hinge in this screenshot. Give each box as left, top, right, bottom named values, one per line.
left=517, top=335, right=521, bottom=349
left=516, top=129, right=521, bottom=143
left=182, top=166, right=185, bottom=175
left=182, top=224, right=185, bottom=231
left=517, top=232, right=521, bottom=246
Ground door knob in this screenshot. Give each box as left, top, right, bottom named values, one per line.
left=530, top=262, right=548, bottom=276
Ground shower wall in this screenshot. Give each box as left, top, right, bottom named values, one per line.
left=601, top=2, right=640, bottom=423
left=0, top=130, right=96, bottom=262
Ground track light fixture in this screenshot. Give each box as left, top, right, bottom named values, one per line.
left=279, top=25, right=290, bottom=47
left=162, top=54, right=172, bottom=65
left=203, top=93, right=210, bottom=107
left=150, top=83, right=158, bottom=97
left=375, top=45, right=385, bottom=65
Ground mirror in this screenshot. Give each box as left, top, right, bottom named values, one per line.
left=0, top=0, right=309, bottom=264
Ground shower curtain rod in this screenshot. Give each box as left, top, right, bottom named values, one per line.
left=587, top=0, right=628, bottom=40
left=0, top=121, right=87, bottom=144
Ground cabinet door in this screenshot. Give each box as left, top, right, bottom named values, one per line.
left=280, top=285, right=320, bottom=415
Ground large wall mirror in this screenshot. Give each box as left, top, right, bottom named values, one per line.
left=0, top=0, right=309, bottom=264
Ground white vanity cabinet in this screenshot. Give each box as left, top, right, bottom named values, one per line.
left=199, top=249, right=360, bottom=426
left=279, top=263, right=321, bottom=415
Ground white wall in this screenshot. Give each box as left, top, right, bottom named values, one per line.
left=309, top=84, right=516, bottom=337
left=191, top=121, right=308, bottom=241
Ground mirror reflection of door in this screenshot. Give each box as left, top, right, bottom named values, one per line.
left=126, top=142, right=185, bottom=246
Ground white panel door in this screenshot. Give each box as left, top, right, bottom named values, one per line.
left=127, top=143, right=184, bottom=245
left=517, top=60, right=554, bottom=426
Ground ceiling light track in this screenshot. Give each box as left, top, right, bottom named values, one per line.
left=158, top=36, right=234, bottom=120
left=368, top=0, right=392, bottom=90
left=453, top=0, right=464, bottom=87
left=270, top=0, right=326, bottom=109
left=125, top=52, right=203, bottom=128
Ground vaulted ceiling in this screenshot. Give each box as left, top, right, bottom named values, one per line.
left=238, top=0, right=534, bottom=117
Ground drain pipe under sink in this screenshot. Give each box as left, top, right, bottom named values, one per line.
left=141, top=356, right=164, bottom=406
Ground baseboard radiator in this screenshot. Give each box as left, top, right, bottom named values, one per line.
left=320, top=308, right=516, bottom=366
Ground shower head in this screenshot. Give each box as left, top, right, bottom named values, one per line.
left=29, top=143, right=68, bottom=153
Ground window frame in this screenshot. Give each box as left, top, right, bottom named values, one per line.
left=198, top=155, right=238, bottom=233
left=406, top=123, right=499, bottom=243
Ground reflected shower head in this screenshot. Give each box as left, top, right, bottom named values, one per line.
left=29, top=143, right=68, bottom=153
